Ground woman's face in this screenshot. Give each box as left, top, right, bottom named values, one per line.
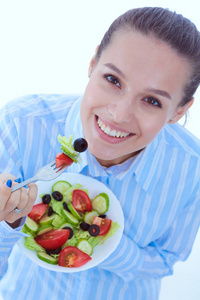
left=80, top=30, right=193, bottom=167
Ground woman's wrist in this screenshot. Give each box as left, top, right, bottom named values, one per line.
left=6, top=219, right=22, bottom=229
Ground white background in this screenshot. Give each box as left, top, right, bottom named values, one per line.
left=0, top=1, right=200, bottom=299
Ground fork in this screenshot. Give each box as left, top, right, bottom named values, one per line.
left=11, top=161, right=68, bottom=192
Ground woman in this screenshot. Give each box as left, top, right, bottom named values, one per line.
left=0, top=7, right=200, bottom=300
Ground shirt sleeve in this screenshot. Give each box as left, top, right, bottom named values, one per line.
left=0, top=105, right=25, bottom=278
left=0, top=105, right=23, bottom=177
left=0, top=220, right=26, bottom=278
left=99, top=185, right=200, bottom=282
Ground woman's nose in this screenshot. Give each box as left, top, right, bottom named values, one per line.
left=107, top=98, right=133, bottom=123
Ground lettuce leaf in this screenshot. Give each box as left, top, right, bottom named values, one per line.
left=62, top=229, right=90, bottom=247
left=24, top=236, right=45, bottom=252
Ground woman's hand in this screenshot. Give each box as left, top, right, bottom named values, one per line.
left=0, top=173, right=38, bottom=228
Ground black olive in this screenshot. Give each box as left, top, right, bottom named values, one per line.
left=99, top=214, right=106, bottom=219
left=52, top=191, right=63, bottom=201
left=73, top=138, right=88, bottom=153
left=47, top=206, right=54, bottom=216
left=80, top=222, right=90, bottom=231
left=89, top=224, right=100, bottom=236
left=62, top=227, right=73, bottom=239
left=63, top=202, right=70, bottom=212
left=42, top=194, right=51, bottom=204
left=46, top=246, right=62, bottom=255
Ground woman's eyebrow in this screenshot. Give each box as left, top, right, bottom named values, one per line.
left=144, top=88, right=172, bottom=100
left=104, top=63, right=127, bottom=80
left=104, top=63, right=172, bottom=100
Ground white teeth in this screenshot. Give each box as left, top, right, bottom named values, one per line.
left=110, top=129, right=116, bottom=137
left=104, top=127, right=111, bottom=135
left=116, top=131, right=120, bottom=138
left=97, top=118, right=130, bottom=138
left=101, top=123, right=106, bottom=131
left=99, top=120, right=103, bottom=127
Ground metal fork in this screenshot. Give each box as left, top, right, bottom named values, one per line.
left=11, top=161, right=67, bottom=192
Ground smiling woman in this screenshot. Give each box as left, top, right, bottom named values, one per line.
left=81, top=30, right=194, bottom=166
left=0, top=5, right=200, bottom=300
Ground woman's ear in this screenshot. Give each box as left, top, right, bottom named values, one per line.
left=167, top=98, right=194, bottom=124
left=88, top=46, right=99, bottom=77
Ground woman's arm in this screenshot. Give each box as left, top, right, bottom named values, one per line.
left=0, top=219, right=27, bottom=278
left=0, top=105, right=38, bottom=278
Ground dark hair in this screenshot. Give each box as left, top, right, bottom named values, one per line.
left=96, top=7, right=200, bottom=107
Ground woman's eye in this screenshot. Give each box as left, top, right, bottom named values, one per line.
left=104, top=74, right=121, bottom=88
left=143, top=97, right=162, bottom=108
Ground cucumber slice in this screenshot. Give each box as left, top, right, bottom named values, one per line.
left=24, top=216, right=39, bottom=234
left=58, top=222, right=73, bottom=229
left=37, top=225, right=54, bottom=236
left=60, top=146, right=78, bottom=163
left=92, top=193, right=109, bottom=214
left=67, top=203, right=82, bottom=221
left=62, top=209, right=79, bottom=226
left=76, top=239, right=93, bottom=256
left=83, top=211, right=99, bottom=225
left=37, top=252, right=58, bottom=265
left=52, top=180, right=71, bottom=194
left=39, top=213, right=57, bottom=226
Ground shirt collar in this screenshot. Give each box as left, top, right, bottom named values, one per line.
left=65, top=96, right=166, bottom=194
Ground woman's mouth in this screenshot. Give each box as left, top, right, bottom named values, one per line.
left=96, top=116, right=133, bottom=138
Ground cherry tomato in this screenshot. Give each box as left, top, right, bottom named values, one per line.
left=35, top=229, right=70, bottom=249
left=72, top=189, right=92, bottom=213
left=28, top=203, right=48, bottom=223
left=55, top=153, right=73, bottom=168
left=92, top=216, right=112, bottom=236
left=58, top=246, right=92, bottom=268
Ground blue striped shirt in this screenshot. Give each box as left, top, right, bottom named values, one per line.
left=0, top=94, right=200, bottom=300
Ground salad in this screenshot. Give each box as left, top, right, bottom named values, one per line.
left=21, top=134, right=119, bottom=268
left=55, top=134, right=88, bottom=167
left=22, top=180, right=119, bottom=268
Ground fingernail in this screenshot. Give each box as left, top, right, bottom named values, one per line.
left=6, top=179, right=12, bottom=188
left=14, top=178, right=22, bottom=183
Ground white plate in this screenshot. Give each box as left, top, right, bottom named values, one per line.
left=18, top=173, right=124, bottom=272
